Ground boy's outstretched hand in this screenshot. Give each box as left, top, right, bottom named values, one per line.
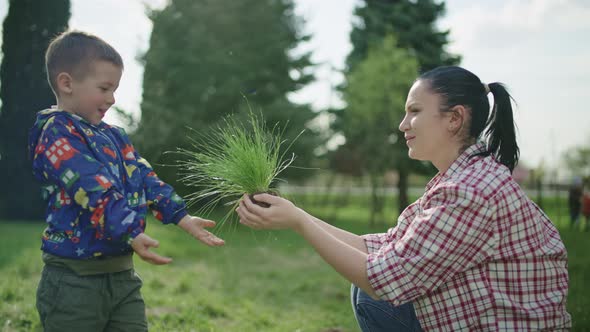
left=178, top=215, right=225, bottom=246
left=131, top=233, right=173, bottom=265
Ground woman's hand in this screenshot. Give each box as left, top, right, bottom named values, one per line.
left=178, top=215, right=225, bottom=246
left=236, top=193, right=309, bottom=232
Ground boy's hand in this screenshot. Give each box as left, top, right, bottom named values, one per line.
left=178, top=215, right=225, bottom=246
left=131, top=233, right=173, bottom=265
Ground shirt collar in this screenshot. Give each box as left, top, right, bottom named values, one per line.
left=425, top=142, right=488, bottom=191
left=51, top=109, right=107, bottom=129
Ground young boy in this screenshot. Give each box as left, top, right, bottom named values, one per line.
left=28, top=30, right=224, bottom=331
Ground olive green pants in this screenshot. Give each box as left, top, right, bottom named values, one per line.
left=36, top=264, right=147, bottom=332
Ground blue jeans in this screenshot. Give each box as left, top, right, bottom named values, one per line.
left=351, top=284, right=423, bottom=332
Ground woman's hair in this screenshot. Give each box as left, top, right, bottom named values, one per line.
left=419, top=66, right=519, bottom=172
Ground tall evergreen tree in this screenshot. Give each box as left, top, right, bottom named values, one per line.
left=347, top=0, right=460, bottom=73
left=133, top=0, right=319, bottom=194
left=0, top=0, right=70, bottom=219
left=343, top=35, right=418, bottom=226
left=335, top=0, right=460, bottom=216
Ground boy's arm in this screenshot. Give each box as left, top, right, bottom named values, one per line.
left=32, top=117, right=145, bottom=242
left=132, top=151, right=188, bottom=224
left=129, top=145, right=223, bottom=246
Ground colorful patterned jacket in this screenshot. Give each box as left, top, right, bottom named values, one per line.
left=29, top=109, right=188, bottom=259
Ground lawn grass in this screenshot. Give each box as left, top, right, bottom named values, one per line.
left=1, top=195, right=588, bottom=331
left=0, top=218, right=356, bottom=332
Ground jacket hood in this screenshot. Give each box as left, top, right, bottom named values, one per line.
left=28, top=108, right=69, bottom=162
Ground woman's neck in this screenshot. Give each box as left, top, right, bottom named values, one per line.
left=431, top=144, right=463, bottom=173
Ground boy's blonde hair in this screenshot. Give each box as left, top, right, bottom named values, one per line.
left=45, top=30, right=124, bottom=96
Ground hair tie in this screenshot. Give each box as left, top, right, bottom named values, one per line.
left=483, top=83, right=491, bottom=95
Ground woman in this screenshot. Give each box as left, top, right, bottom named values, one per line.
left=236, top=66, right=571, bottom=331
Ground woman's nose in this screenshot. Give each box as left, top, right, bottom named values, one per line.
left=399, top=114, right=410, bottom=132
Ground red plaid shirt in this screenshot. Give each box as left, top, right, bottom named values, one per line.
left=363, top=143, right=571, bottom=331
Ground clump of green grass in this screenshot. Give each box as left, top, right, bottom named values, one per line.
left=175, top=111, right=300, bottom=221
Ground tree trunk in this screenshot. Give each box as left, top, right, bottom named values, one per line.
left=397, top=166, right=409, bottom=218
left=329, top=175, right=352, bottom=220
left=536, top=177, right=544, bottom=210
left=320, top=172, right=336, bottom=207
left=0, top=0, right=70, bottom=220
left=369, top=173, right=386, bottom=227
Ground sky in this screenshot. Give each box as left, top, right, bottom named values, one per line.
left=0, top=0, right=589, bottom=171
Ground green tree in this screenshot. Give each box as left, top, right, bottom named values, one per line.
left=334, top=0, right=460, bottom=217
left=343, top=35, right=418, bottom=225
left=0, top=0, right=70, bottom=219
left=347, top=0, right=460, bottom=73
left=564, top=146, right=590, bottom=180
left=132, top=0, right=318, bottom=194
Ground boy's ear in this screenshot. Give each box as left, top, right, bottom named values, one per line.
left=56, top=72, right=73, bottom=94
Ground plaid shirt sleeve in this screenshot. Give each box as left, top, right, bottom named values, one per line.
left=366, top=181, right=497, bottom=306
left=362, top=231, right=391, bottom=254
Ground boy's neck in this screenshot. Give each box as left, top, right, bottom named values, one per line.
left=56, top=99, right=75, bottom=114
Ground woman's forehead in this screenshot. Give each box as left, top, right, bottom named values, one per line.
left=407, top=80, right=437, bottom=105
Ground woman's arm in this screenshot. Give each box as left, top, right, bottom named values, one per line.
left=236, top=193, right=377, bottom=298
left=307, top=214, right=368, bottom=253
left=296, top=213, right=376, bottom=297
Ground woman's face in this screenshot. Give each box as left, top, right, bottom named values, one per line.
left=399, top=80, right=458, bottom=169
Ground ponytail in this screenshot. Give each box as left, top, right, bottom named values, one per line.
left=419, top=66, right=520, bottom=173
left=484, top=83, right=519, bottom=171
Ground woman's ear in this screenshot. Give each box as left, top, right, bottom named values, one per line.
left=447, top=105, right=467, bottom=134
left=56, top=72, right=73, bottom=95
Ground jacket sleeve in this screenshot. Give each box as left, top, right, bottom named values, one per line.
left=135, top=153, right=188, bottom=224
left=32, top=116, right=145, bottom=242
left=116, top=128, right=188, bottom=224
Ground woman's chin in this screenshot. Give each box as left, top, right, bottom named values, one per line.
left=408, top=150, right=427, bottom=162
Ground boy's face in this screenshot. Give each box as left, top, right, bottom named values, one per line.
left=68, top=60, right=122, bottom=125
